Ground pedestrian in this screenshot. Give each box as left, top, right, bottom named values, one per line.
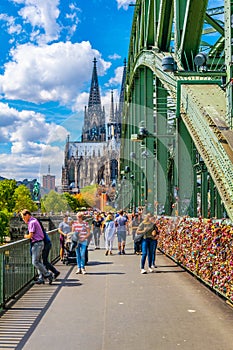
left=114, top=209, right=128, bottom=255
left=22, top=209, right=53, bottom=284
left=72, top=212, right=91, bottom=275
left=104, top=213, right=116, bottom=255
left=131, top=213, right=141, bottom=254
left=136, top=213, right=158, bottom=274
left=151, top=217, right=159, bottom=268
left=38, top=219, right=60, bottom=280
left=91, top=213, right=103, bottom=249
left=58, top=215, right=71, bottom=261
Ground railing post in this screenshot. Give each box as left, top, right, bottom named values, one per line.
left=0, top=252, right=4, bottom=310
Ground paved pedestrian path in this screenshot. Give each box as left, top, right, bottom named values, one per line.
left=0, top=238, right=233, bottom=350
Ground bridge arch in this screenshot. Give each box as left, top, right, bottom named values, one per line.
left=120, top=0, right=233, bottom=219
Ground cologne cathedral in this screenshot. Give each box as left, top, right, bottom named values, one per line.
left=61, top=58, right=126, bottom=195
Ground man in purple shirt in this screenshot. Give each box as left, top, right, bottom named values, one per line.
left=22, top=209, right=53, bottom=285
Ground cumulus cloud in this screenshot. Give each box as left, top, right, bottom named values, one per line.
left=0, top=101, right=67, bottom=182
left=0, top=14, right=22, bottom=36
left=11, top=0, right=60, bottom=43
left=0, top=41, right=111, bottom=104
left=106, top=65, right=124, bottom=87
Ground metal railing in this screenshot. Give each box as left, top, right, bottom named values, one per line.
left=0, top=229, right=60, bottom=310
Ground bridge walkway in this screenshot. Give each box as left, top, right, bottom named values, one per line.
left=0, top=238, right=233, bottom=350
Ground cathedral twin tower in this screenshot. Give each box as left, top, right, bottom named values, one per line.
left=61, top=58, right=126, bottom=194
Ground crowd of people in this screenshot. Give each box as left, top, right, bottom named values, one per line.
left=22, top=207, right=233, bottom=302
left=57, top=209, right=159, bottom=275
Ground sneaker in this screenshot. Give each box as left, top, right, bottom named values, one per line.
left=35, top=279, right=45, bottom=285
left=76, top=269, right=81, bottom=274
left=141, top=269, right=147, bottom=274
left=148, top=267, right=153, bottom=273
left=151, top=265, right=157, bottom=268
left=81, top=268, right=87, bottom=275
left=45, top=273, right=53, bottom=285
left=54, top=271, right=60, bottom=280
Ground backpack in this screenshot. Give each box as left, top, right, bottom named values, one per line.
left=38, top=218, right=51, bottom=244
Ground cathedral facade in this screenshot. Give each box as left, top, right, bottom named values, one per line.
left=61, top=58, right=126, bottom=196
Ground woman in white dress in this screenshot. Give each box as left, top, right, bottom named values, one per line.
left=104, top=214, right=116, bottom=255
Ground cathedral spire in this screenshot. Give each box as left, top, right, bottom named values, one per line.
left=88, top=57, right=101, bottom=109
left=82, top=58, right=106, bottom=142
left=109, top=90, right=115, bottom=123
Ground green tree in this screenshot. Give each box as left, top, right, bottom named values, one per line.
left=13, top=185, right=38, bottom=213
left=80, top=184, right=98, bottom=208
left=0, top=179, right=17, bottom=212
left=63, top=192, right=80, bottom=212
left=0, top=210, right=10, bottom=244
left=41, top=190, right=70, bottom=214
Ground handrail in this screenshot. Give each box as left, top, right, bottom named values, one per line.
left=0, top=229, right=60, bottom=310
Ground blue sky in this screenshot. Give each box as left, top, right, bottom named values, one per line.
left=0, top=0, right=135, bottom=186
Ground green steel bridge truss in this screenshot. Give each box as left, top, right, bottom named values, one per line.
left=119, top=0, right=233, bottom=219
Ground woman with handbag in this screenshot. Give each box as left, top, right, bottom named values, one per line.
left=136, top=213, right=158, bottom=274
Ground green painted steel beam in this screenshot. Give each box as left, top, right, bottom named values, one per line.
left=201, top=166, right=208, bottom=218
left=225, top=0, right=233, bottom=127
left=178, top=0, right=208, bottom=69
left=146, top=0, right=155, bottom=47
left=205, top=12, right=224, bottom=36
left=176, top=118, right=196, bottom=216
left=174, top=0, right=187, bottom=52
left=156, top=0, right=173, bottom=51
left=155, top=80, right=169, bottom=214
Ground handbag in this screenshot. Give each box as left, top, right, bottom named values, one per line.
left=134, top=233, right=144, bottom=244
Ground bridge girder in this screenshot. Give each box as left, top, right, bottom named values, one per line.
left=120, top=0, right=233, bottom=220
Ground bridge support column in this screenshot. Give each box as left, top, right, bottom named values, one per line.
left=200, top=164, right=208, bottom=218
left=144, top=68, right=155, bottom=213
left=155, top=80, right=170, bottom=215
left=225, top=1, right=233, bottom=127
left=176, top=119, right=196, bottom=217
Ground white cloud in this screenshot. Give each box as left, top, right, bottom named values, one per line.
left=108, top=53, right=121, bottom=60
left=101, top=89, right=120, bottom=122
left=116, top=0, right=136, bottom=10
left=0, top=13, right=22, bottom=36
left=106, top=65, right=124, bottom=87
left=7, top=0, right=82, bottom=44
left=0, top=145, right=64, bottom=184
left=11, top=0, right=60, bottom=43
left=0, top=102, right=67, bottom=183
left=72, top=92, right=89, bottom=113
left=0, top=41, right=111, bottom=105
